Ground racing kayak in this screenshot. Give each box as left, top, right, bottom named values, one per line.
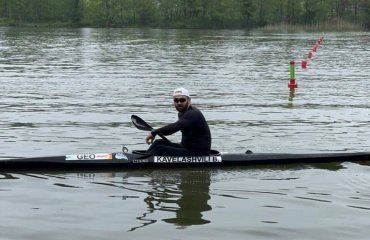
left=1, top=149, right=370, bottom=171
left=2, top=116, right=369, bottom=170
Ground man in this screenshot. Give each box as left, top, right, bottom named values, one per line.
left=145, top=87, right=211, bottom=156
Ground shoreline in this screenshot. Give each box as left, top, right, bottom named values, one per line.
left=0, top=20, right=366, bottom=32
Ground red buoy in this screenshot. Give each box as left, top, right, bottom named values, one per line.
left=308, top=51, right=313, bottom=59
left=301, top=60, right=307, bottom=69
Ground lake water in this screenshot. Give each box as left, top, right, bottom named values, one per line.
left=1, top=28, right=370, bottom=239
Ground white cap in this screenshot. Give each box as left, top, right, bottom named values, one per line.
left=173, top=87, right=190, bottom=97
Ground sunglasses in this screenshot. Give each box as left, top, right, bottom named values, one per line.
left=173, top=98, right=187, bottom=103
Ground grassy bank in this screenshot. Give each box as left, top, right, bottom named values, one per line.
left=0, top=18, right=366, bottom=32
left=259, top=19, right=365, bottom=32
left=0, top=19, right=83, bottom=28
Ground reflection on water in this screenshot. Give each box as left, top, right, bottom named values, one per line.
left=0, top=173, right=19, bottom=179
left=149, top=170, right=211, bottom=227
left=0, top=163, right=370, bottom=239
left=91, top=169, right=212, bottom=230
left=2, top=163, right=370, bottom=239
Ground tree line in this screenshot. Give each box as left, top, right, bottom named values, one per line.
left=0, top=0, right=369, bottom=29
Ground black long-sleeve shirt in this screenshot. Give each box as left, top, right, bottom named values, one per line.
left=152, top=105, right=211, bottom=154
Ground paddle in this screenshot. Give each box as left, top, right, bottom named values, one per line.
left=131, top=115, right=169, bottom=142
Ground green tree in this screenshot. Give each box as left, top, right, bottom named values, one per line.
left=301, top=0, right=330, bottom=24
left=134, top=0, right=158, bottom=25
left=7, top=0, right=29, bottom=22
left=360, top=0, right=370, bottom=28
left=241, top=0, right=255, bottom=27
left=0, top=0, right=368, bottom=29
left=0, top=0, right=9, bottom=18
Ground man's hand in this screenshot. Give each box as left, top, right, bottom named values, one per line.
left=146, top=132, right=155, bottom=144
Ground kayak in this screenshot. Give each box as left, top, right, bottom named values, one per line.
left=1, top=116, right=369, bottom=171
left=1, top=149, right=370, bottom=171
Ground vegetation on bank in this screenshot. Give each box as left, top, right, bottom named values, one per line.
left=0, top=0, right=369, bottom=30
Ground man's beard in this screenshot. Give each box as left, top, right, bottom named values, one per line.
left=176, top=102, right=189, bottom=112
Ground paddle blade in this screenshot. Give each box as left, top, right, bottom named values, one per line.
left=131, top=115, right=170, bottom=142
left=131, top=115, right=153, bottom=131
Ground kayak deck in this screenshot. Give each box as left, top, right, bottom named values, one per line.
left=1, top=150, right=370, bottom=171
